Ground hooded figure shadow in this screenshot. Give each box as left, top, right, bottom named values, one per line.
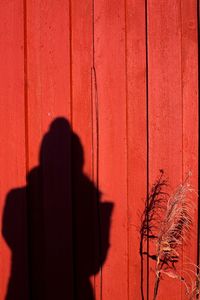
left=2, top=117, right=113, bottom=300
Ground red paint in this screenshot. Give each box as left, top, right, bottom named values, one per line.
left=26, top=1, right=72, bottom=299
left=148, top=1, right=198, bottom=299
left=0, top=0, right=198, bottom=299
left=95, top=1, right=128, bottom=299
left=181, top=1, right=198, bottom=299
left=126, top=1, right=147, bottom=299
left=0, top=1, right=27, bottom=299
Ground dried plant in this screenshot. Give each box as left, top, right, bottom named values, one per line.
left=153, top=174, right=194, bottom=299
left=140, top=170, right=168, bottom=300
left=182, top=263, right=200, bottom=299
left=140, top=170, right=168, bottom=253
left=140, top=171, right=198, bottom=300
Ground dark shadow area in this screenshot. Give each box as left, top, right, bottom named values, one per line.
left=139, top=170, right=168, bottom=300
left=2, top=117, right=113, bottom=300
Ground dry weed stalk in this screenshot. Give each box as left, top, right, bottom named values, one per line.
left=153, top=174, right=194, bottom=299
left=183, top=263, right=200, bottom=299
left=140, top=170, right=168, bottom=300
left=140, top=170, right=168, bottom=254
left=140, top=171, right=198, bottom=300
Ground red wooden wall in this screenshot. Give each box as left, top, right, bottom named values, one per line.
left=0, top=1, right=199, bottom=299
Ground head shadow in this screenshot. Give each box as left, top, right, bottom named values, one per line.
left=2, top=117, right=113, bottom=300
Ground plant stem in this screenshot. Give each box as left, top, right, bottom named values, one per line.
left=153, top=273, right=160, bottom=300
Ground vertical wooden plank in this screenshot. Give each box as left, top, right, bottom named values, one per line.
left=26, top=1, right=72, bottom=299
left=71, top=0, right=93, bottom=177
left=70, top=1, right=100, bottom=299
left=181, top=1, right=198, bottom=299
left=148, top=1, right=183, bottom=299
left=126, top=0, right=147, bottom=299
left=27, top=0, right=71, bottom=169
left=0, top=1, right=28, bottom=299
left=94, top=1, right=128, bottom=299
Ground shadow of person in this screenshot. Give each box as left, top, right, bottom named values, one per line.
left=2, top=117, right=113, bottom=300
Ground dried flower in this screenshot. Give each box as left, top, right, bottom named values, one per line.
left=140, top=171, right=198, bottom=300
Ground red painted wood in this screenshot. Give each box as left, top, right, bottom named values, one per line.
left=147, top=1, right=198, bottom=299
left=126, top=0, right=147, bottom=299
left=181, top=1, right=198, bottom=299
left=0, top=1, right=198, bottom=299
left=148, top=0, right=182, bottom=299
left=26, top=0, right=71, bottom=169
left=70, top=1, right=102, bottom=299
left=26, top=1, right=72, bottom=299
left=94, top=1, right=128, bottom=299
left=0, top=1, right=28, bottom=299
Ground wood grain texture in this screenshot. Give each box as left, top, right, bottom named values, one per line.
left=26, top=1, right=72, bottom=299
left=0, top=1, right=198, bottom=299
left=148, top=1, right=183, bottom=299
left=147, top=1, right=198, bottom=299
left=70, top=1, right=100, bottom=299
left=181, top=1, right=198, bottom=298
left=0, top=1, right=28, bottom=299
left=94, top=0, right=128, bottom=299
left=126, top=0, right=147, bottom=299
